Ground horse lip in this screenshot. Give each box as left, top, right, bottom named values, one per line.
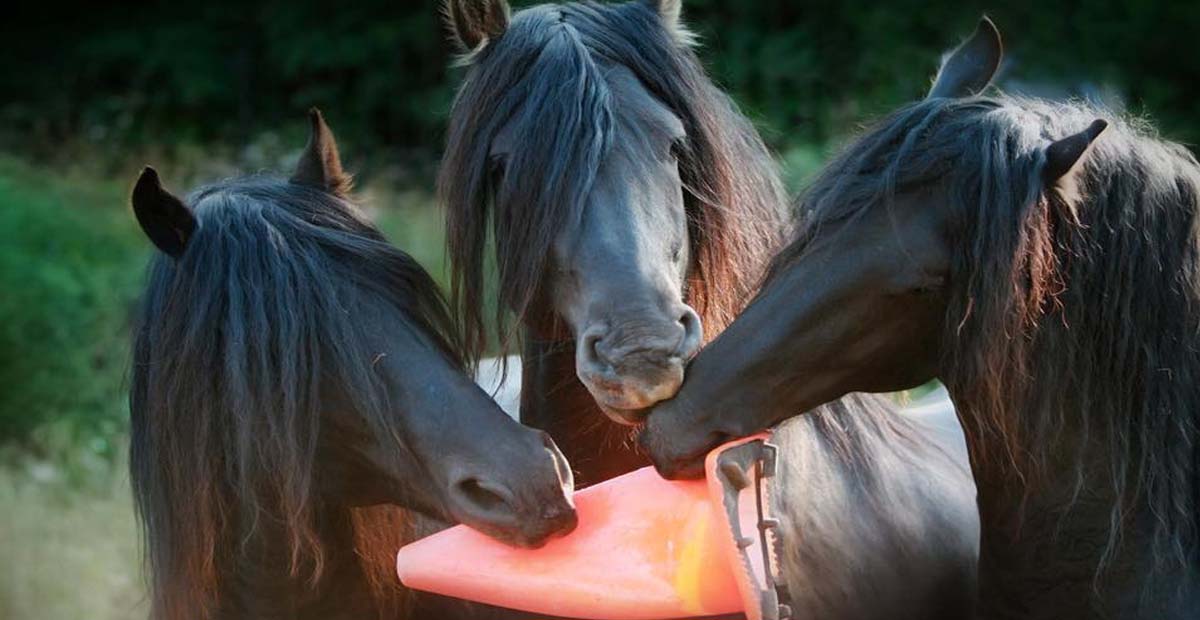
left=578, top=368, right=626, bottom=393
left=579, top=364, right=685, bottom=411
left=450, top=504, right=577, bottom=549
left=651, top=446, right=709, bottom=480
left=579, top=376, right=665, bottom=416
left=639, top=423, right=714, bottom=480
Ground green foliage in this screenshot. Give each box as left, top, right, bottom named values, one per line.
left=685, top=0, right=1200, bottom=149
left=1, top=1, right=455, bottom=158
left=0, top=158, right=147, bottom=446
left=3, top=1, right=1197, bottom=162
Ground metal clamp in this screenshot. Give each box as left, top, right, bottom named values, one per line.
left=712, top=439, right=792, bottom=620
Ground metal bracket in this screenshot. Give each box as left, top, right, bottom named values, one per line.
left=712, top=439, right=792, bottom=620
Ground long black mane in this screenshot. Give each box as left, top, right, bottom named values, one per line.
left=441, top=0, right=787, bottom=359
left=774, top=94, right=1200, bottom=572
left=129, top=177, right=461, bottom=619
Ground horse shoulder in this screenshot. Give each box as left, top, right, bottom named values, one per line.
left=769, top=401, right=979, bottom=619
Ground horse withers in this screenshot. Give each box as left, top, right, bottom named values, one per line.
left=641, top=17, right=1200, bottom=619
left=128, top=111, right=576, bottom=620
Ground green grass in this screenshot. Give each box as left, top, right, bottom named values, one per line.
left=0, top=157, right=147, bottom=619
left=0, top=157, right=148, bottom=448
left=0, top=446, right=145, bottom=620
left=364, top=185, right=451, bottom=289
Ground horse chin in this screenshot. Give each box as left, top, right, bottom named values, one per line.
left=457, top=519, right=548, bottom=549
left=582, top=381, right=673, bottom=426
left=449, top=508, right=578, bottom=550
left=580, top=368, right=685, bottom=425
left=638, top=428, right=711, bottom=480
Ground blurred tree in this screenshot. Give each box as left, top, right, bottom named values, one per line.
left=0, top=1, right=455, bottom=158
left=1, top=0, right=1196, bottom=162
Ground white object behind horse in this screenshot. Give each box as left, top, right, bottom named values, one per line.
left=474, top=357, right=968, bottom=466
left=475, top=355, right=523, bottom=420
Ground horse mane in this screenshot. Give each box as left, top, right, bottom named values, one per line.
left=129, top=177, right=462, bottom=619
left=773, top=94, right=1200, bottom=573
left=440, top=0, right=788, bottom=361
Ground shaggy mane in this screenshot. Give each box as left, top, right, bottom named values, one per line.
left=130, top=177, right=462, bottom=619
left=772, top=94, right=1200, bottom=574
left=440, top=0, right=788, bottom=360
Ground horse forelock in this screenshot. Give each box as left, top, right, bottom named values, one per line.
left=129, top=177, right=459, bottom=618
left=780, top=94, right=1200, bottom=575
left=440, top=1, right=787, bottom=362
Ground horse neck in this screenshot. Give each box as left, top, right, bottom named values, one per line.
left=518, top=333, right=646, bottom=487
left=955, top=397, right=1200, bottom=619
left=216, top=501, right=377, bottom=620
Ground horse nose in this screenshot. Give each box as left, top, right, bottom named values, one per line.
left=531, top=432, right=579, bottom=540
left=579, top=305, right=704, bottom=371
left=446, top=433, right=577, bottom=547
left=541, top=431, right=576, bottom=497
left=447, top=473, right=520, bottom=525
left=446, top=472, right=577, bottom=548
left=579, top=322, right=614, bottom=372
left=575, top=306, right=703, bottom=415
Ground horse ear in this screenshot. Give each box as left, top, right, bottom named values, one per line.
left=644, top=0, right=682, bottom=28
left=291, top=108, right=353, bottom=196
left=443, top=0, right=511, bottom=53
left=1043, top=119, right=1108, bottom=187
left=131, top=167, right=196, bottom=259
left=928, top=17, right=1003, bottom=99
left=642, top=0, right=694, bottom=45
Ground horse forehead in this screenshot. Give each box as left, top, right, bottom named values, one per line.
left=489, top=63, right=683, bottom=155
left=604, top=64, right=684, bottom=139
left=568, top=164, right=684, bottom=267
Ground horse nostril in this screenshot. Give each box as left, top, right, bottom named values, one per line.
left=580, top=325, right=611, bottom=370
left=676, top=306, right=704, bottom=359
left=452, top=477, right=514, bottom=516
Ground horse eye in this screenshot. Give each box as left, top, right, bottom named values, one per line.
left=913, top=273, right=948, bottom=295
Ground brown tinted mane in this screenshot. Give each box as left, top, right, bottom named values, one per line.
left=775, top=94, right=1200, bottom=574
left=440, top=1, right=787, bottom=361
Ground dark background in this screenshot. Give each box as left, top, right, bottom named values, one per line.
left=4, top=1, right=1198, bottom=168
left=0, top=2, right=1196, bottom=617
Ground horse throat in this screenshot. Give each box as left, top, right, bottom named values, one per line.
left=519, top=334, right=647, bottom=487
left=217, top=502, right=380, bottom=620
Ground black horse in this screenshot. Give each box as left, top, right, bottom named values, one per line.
left=128, top=111, right=576, bottom=620
left=641, top=18, right=1200, bottom=619
left=442, top=1, right=979, bottom=618
left=441, top=0, right=785, bottom=482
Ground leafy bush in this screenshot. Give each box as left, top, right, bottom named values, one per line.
left=0, top=158, right=147, bottom=446
left=3, top=1, right=1197, bottom=160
